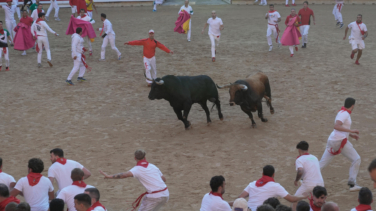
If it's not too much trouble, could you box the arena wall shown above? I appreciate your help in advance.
[0,0,154,7]
[230,0,376,4]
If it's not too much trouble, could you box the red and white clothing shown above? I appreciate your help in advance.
[2,5,17,39]
[99,19,121,60]
[14,175,54,211]
[207,17,223,58]
[319,108,361,185]
[77,14,95,51]
[266,10,281,46]
[128,38,171,83]
[294,154,324,197]
[347,21,367,50]
[244,179,289,211]
[57,182,94,211]
[332,0,343,23]
[70,0,77,13]
[0,196,20,211]
[67,33,86,80]
[178,5,193,40]
[91,201,107,211]
[46,0,60,19]
[48,159,84,194]
[0,171,16,190]
[286,0,295,5]
[12,0,20,20]
[31,19,55,64]
[350,205,373,211]
[31,9,44,22]
[200,192,231,211]
[298,8,314,44]
[129,160,169,210]
[0,29,11,68]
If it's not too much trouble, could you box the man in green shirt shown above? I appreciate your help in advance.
[29,0,39,15]
[0,21,12,71]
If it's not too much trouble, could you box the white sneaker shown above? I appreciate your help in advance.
[269,46,273,51]
[21,51,26,56]
[55,18,61,21]
[349,185,362,192]
[188,40,190,42]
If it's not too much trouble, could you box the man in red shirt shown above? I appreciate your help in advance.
[125,30,173,87]
[298,1,315,48]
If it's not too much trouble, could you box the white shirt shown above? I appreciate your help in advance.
[0,172,16,189]
[48,159,84,193]
[207,17,223,36]
[31,20,55,37]
[57,184,94,211]
[348,21,367,41]
[328,110,352,140]
[178,5,193,15]
[71,33,84,57]
[351,208,372,211]
[200,193,232,211]
[2,5,16,21]
[31,9,44,22]
[244,181,289,211]
[14,176,54,211]
[98,19,115,36]
[77,14,95,24]
[267,11,281,25]
[129,163,169,198]
[295,154,324,185]
[93,206,106,211]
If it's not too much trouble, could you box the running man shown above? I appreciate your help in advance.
[202,10,223,62]
[45,0,60,22]
[0,21,12,71]
[298,1,315,48]
[292,141,324,211]
[265,4,281,51]
[97,13,121,61]
[31,12,58,68]
[319,98,362,192]
[125,30,173,86]
[333,0,344,28]
[343,14,368,65]
[178,0,193,42]
[0,0,22,40]
[77,9,95,55]
[200,176,231,211]
[100,149,169,211]
[30,3,43,22]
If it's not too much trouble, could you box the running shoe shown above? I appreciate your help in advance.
[66,80,74,85]
[47,60,53,67]
[290,54,294,57]
[292,3,296,6]
[285,4,290,7]
[118,54,122,60]
[77,77,87,82]
[45,17,49,21]
[340,23,344,29]
[269,46,273,51]
[355,60,360,65]
[21,51,26,55]
[336,22,340,26]
[153,9,156,12]
[349,185,362,192]
[212,57,215,62]
[5,67,9,71]
[55,17,61,21]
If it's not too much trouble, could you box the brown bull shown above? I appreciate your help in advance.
[217,72,274,128]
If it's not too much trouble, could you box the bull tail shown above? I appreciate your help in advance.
[264,78,272,108]
[209,98,216,111]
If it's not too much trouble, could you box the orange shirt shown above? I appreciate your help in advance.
[298,8,314,25]
[128,38,171,59]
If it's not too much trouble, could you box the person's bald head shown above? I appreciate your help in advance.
[184,0,189,6]
[321,202,339,211]
[211,10,216,19]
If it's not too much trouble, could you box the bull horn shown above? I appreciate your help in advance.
[216,84,231,89]
[155,79,164,85]
[239,85,248,90]
[144,73,154,82]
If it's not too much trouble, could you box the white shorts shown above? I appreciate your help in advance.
[300,25,310,36]
[350,39,365,50]
[71,5,77,13]
[295,182,324,197]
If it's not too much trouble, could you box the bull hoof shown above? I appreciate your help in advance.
[207,122,211,126]
[185,121,192,130]
[220,117,223,121]
[252,124,257,128]
[270,108,275,114]
[261,118,268,122]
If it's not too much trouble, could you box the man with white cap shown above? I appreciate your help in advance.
[178,0,193,42]
[97,13,121,61]
[125,30,173,87]
[202,10,223,62]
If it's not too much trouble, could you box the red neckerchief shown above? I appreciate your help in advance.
[136,159,149,168]
[0,196,20,210]
[27,172,43,186]
[56,158,67,165]
[356,22,365,35]
[91,201,106,210]
[72,180,87,188]
[309,194,321,211]
[296,153,310,159]
[339,106,352,114]
[81,48,92,72]
[0,169,2,173]
[209,191,223,199]
[36,18,43,23]
[355,204,372,211]
[0,29,4,35]
[86,207,94,211]
[268,10,277,13]
[100,22,104,36]
[80,14,87,18]
[255,175,275,187]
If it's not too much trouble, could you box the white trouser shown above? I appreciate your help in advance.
[0,48,10,67]
[101,33,120,59]
[15,7,20,19]
[187,20,191,40]
[144,56,157,83]
[139,196,168,211]
[266,24,280,46]
[319,139,361,184]
[87,11,92,18]
[6,19,17,39]
[294,182,324,197]
[86,37,92,51]
[333,3,343,23]
[67,54,86,80]
[209,34,220,58]
[71,5,77,14]
[289,46,296,54]
[300,25,310,44]
[260,0,267,4]
[286,0,294,4]
[46,0,60,18]
[37,36,51,63]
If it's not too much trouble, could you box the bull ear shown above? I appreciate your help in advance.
[155,79,164,85]
[239,85,248,91]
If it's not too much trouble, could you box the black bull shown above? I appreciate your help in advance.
[148,75,223,129]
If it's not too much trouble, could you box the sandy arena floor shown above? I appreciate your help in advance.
[1,3,376,211]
